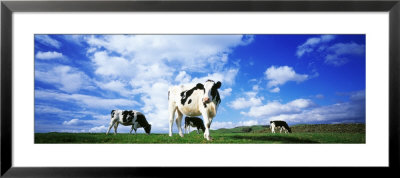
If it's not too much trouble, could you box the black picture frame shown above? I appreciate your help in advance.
[1,0,399,177]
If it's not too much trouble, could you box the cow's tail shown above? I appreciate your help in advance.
[168,91,170,101]
[111,110,115,119]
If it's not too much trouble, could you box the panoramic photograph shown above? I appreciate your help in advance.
[34,34,365,143]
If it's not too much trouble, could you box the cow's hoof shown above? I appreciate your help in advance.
[179,133,184,137]
[206,136,213,141]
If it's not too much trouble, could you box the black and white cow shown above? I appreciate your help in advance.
[270,120,292,133]
[184,116,206,134]
[168,79,221,140]
[106,110,151,135]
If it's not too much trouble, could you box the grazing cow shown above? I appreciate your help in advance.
[184,116,206,134]
[168,79,222,140]
[106,110,151,135]
[270,120,292,133]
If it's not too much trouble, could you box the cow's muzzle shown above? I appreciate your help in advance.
[203,97,211,103]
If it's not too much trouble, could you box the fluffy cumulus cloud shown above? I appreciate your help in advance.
[229,91,264,109]
[86,35,252,71]
[264,66,308,92]
[80,35,253,132]
[241,99,314,118]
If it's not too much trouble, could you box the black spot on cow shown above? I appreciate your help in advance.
[188,99,192,104]
[122,110,133,123]
[111,110,116,118]
[136,112,151,134]
[210,81,221,104]
[180,83,205,105]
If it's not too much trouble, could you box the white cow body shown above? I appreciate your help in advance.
[168,80,221,140]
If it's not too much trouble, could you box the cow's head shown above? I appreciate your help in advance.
[144,124,151,135]
[202,80,221,104]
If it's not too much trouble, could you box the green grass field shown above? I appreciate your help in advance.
[35,123,365,144]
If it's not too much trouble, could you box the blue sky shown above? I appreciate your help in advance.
[34,34,365,133]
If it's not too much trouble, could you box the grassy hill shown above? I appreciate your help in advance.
[35,123,365,144]
[221,123,366,134]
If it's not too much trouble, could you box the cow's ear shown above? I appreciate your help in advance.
[196,83,204,89]
[215,81,221,89]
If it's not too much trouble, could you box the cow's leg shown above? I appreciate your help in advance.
[106,119,117,135]
[270,123,275,133]
[202,114,212,141]
[168,105,177,137]
[176,110,184,137]
[113,122,119,135]
[129,125,134,134]
[133,122,139,135]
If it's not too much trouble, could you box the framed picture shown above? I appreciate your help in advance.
[1,0,399,177]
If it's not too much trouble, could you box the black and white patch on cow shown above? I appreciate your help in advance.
[184,116,205,134]
[168,79,222,140]
[106,110,151,135]
[270,120,292,133]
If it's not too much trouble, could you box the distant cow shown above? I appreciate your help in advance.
[168,80,222,140]
[106,110,151,135]
[184,116,206,134]
[270,120,291,133]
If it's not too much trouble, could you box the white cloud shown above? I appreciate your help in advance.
[211,120,260,130]
[35,65,93,93]
[264,66,308,91]
[219,88,232,99]
[35,35,61,48]
[35,51,63,60]
[63,119,81,126]
[175,71,192,84]
[63,35,86,46]
[325,42,365,66]
[35,90,139,109]
[268,100,364,123]
[296,35,335,57]
[190,68,239,86]
[241,99,314,118]
[229,91,264,110]
[86,35,252,71]
[89,125,108,133]
[96,80,132,96]
[241,90,365,124]
[296,35,365,66]
[269,87,280,93]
